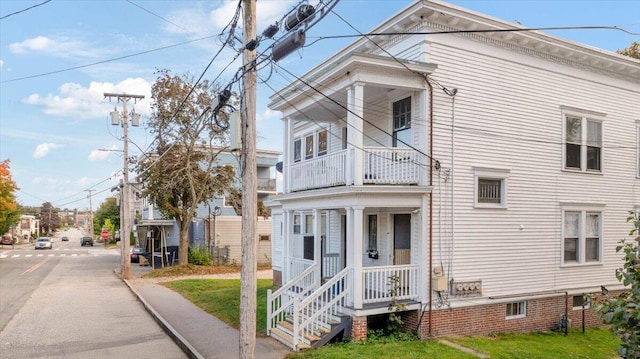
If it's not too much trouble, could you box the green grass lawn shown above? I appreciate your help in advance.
[447,328,620,359]
[164,278,620,358]
[163,278,274,336]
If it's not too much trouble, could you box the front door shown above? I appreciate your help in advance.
[393,214,411,265]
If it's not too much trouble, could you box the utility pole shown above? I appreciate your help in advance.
[85,189,94,239]
[240,0,257,357]
[104,92,144,280]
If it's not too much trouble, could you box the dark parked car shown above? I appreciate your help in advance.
[61,236,69,241]
[130,247,148,263]
[81,236,94,246]
[1,235,14,248]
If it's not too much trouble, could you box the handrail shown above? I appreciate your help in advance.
[292,267,351,350]
[267,263,319,336]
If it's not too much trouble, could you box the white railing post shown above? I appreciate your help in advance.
[266,289,273,334]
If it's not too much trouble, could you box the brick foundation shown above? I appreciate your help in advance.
[351,316,368,342]
[272,269,282,287]
[398,292,613,339]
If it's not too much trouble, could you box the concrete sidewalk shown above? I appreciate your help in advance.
[122,266,291,359]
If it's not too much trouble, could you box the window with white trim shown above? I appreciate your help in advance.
[305,135,314,160]
[293,139,301,163]
[474,167,510,208]
[562,206,603,265]
[293,214,300,234]
[506,301,526,319]
[392,97,411,148]
[317,130,327,156]
[304,214,313,234]
[562,108,604,172]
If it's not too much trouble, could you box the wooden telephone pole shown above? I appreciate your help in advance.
[240,0,257,357]
[104,92,144,280]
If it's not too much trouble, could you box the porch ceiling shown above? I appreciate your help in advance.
[268,185,431,211]
[271,52,437,121]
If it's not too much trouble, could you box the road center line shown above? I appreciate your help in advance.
[22,257,51,275]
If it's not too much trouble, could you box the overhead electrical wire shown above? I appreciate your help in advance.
[0,0,52,20]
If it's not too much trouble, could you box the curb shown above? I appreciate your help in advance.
[119,271,204,359]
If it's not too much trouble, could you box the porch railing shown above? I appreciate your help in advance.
[363,147,421,184]
[293,267,351,350]
[267,263,319,336]
[362,264,420,304]
[289,147,421,192]
[322,253,341,279]
[290,150,347,191]
[290,257,314,280]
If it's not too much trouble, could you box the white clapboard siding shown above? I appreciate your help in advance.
[214,216,273,265]
[425,32,639,296]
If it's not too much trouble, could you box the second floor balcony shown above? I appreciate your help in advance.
[288,147,425,192]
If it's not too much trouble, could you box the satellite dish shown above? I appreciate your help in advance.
[276,161,283,173]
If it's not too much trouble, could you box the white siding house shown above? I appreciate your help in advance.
[265,0,640,350]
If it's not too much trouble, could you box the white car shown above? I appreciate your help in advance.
[35,237,53,250]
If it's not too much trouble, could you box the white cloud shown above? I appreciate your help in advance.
[257,108,280,121]
[0,59,3,68]
[88,144,119,161]
[8,35,112,60]
[22,78,152,120]
[33,143,64,158]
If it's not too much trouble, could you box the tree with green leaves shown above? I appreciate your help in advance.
[0,159,20,236]
[93,197,120,237]
[596,211,640,358]
[617,41,640,60]
[138,69,236,265]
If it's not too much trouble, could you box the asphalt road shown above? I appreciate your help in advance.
[0,228,187,359]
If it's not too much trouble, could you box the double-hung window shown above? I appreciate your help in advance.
[562,204,603,265]
[392,97,411,148]
[562,107,605,172]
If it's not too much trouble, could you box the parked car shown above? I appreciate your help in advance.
[1,235,15,248]
[35,237,53,250]
[61,236,69,241]
[130,247,149,263]
[80,236,94,246]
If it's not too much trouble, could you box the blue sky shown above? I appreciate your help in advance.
[1,0,638,211]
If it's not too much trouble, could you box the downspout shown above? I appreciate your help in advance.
[427,77,434,337]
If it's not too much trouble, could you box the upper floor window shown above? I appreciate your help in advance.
[393,97,411,148]
[293,139,301,163]
[317,130,327,156]
[562,108,605,172]
[305,135,314,160]
[562,205,603,265]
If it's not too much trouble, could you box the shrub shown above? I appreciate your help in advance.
[188,246,212,265]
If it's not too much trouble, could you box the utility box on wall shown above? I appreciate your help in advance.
[432,276,448,292]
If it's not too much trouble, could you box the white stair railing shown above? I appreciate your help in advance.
[267,263,319,336]
[292,267,352,350]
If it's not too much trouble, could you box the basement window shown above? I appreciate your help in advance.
[506,301,527,319]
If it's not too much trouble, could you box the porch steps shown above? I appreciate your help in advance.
[272,313,351,350]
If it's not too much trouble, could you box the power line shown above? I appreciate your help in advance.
[0,0,52,20]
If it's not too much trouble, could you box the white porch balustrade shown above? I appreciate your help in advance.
[362,264,420,304]
[289,147,422,192]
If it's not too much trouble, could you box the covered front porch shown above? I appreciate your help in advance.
[266,187,431,350]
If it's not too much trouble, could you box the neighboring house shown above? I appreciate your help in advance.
[136,146,280,265]
[265,0,640,350]
[18,215,39,242]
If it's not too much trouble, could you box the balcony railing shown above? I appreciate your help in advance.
[258,178,277,191]
[289,147,422,192]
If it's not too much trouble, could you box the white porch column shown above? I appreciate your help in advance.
[345,207,354,306]
[352,206,364,309]
[284,117,294,193]
[313,209,321,285]
[347,83,365,186]
[283,210,293,282]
